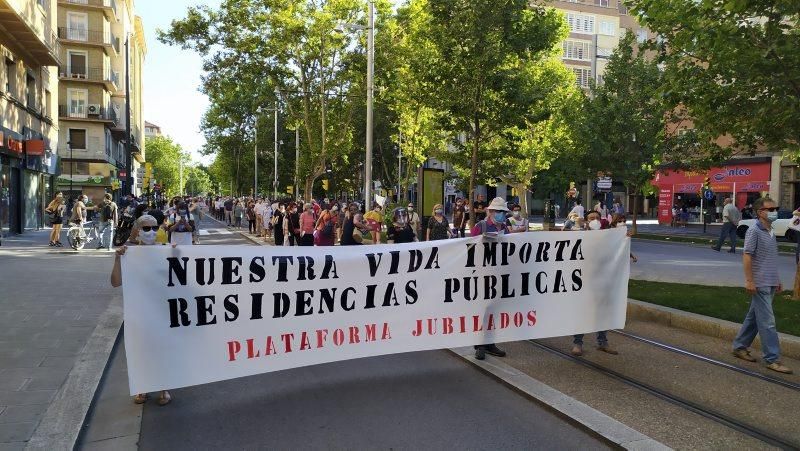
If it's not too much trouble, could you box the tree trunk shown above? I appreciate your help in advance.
[631,189,639,235]
[468,115,480,228]
[515,183,529,218]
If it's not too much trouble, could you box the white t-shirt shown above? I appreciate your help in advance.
[570,205,585,218]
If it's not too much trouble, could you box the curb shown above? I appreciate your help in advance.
[632,237,797,255]
[25,296,124,451]
[448,347,672,451]
[627,299,800,359]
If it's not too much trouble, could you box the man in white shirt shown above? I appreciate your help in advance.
[569,200,585,219]
[713,197,740,253]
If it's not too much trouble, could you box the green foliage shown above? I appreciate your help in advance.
[185,166,213,196]
[145,135,189,197]
[627,0,800,161]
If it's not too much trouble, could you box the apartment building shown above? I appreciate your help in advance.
[56,0,145,201]
[144,119,160,138]
[551,0,649,89]
[0,0,61,234]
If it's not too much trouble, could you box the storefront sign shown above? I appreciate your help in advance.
[7,138,23,154]
[24,140,45,156]
[654,161,771,185]
[674,183,702,193]
[738,182,769,192]
[658,188,673,224]
[121,231,631,394]
[57,175,109,186]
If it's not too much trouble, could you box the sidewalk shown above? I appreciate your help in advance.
[0,228,121,450]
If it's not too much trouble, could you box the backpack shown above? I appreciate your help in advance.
[102,203,114,222]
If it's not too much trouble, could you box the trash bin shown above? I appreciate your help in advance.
[543,199,556,231]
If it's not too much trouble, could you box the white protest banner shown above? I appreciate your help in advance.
[122,228,630,394]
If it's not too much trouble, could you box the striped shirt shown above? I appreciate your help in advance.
[743,221,779,288]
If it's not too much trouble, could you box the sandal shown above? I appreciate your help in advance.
[158,391,172,406]
[133,393,148,404]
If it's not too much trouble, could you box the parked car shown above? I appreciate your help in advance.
[737,218,798,242]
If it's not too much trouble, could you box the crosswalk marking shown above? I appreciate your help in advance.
[199,228,234,236]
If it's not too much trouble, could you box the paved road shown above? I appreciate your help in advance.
[78,214,608,450]
[630,239,797,287]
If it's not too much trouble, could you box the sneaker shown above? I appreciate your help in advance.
[571,344,583,356]
[711,246,720,252]
[733,349,757,362]
[485,344,506,357]
[475,347,486,360]
[48,241,55,246]
[766,362,793,374]
[597,345,619,355]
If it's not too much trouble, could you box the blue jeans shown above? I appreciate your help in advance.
[715,222,737,251]
[97,220,114,250]
[733,287,780,363]
[574,331,608,346]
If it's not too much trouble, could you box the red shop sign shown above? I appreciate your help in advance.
[25,140,45,156]
[653,161,771,185]
[7,138,23,153]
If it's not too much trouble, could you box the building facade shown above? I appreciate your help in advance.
[0,0,61,235]
[143,119,159,138]
[56,0,145,203]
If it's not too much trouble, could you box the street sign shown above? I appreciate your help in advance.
[118,170,127,179]
[597,177,613,190]
[703,189,714,201]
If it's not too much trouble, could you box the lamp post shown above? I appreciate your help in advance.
[67,141,73,197]
[274,90,279,200]
[254,106,262,197]
[335,1,374,205]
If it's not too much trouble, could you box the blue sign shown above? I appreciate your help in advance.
[703,189,714,201]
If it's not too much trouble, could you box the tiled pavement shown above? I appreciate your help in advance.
[0,229,119,449]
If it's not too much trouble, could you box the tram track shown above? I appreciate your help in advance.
[528,339,800,450]
[610,330,800,392]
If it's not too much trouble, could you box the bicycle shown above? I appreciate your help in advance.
[66,220,100,250]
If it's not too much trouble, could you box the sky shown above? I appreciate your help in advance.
[139,0,221,166]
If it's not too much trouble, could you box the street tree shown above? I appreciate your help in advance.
[627,0,800,161]
[420,0,566,223]
[583,32,665,233]
[144,135,189,197]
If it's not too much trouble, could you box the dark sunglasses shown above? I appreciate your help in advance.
[140,226,157,232]
[758,207,779,212]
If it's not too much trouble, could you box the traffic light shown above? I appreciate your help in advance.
[322,180,329,191]
[287,186,294,195]
[703,177,710,190]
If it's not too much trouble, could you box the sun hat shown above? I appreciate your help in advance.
[487,197,509,212]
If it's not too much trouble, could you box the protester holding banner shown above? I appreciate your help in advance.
[469,197,510,360]
[572,210,619,357]
[506,204,529,233]
[110,214,172,406]
[387,207,417,244]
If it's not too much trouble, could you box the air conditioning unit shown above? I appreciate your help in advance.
[87,104,101,116]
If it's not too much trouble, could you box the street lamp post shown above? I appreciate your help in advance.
[254,106,262,197]
[67,141,73,198]
[274,94,279,200]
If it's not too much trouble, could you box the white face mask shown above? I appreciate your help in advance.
[588,219,602,230]
[512,211,521,218]
[616,222,627,229]
[139,230,157,245]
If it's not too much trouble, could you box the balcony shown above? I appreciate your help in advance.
[59,104,118,127]
[0,0,61,66]
[58,0,117,22]
[59,67,119,91]
[57,27,119,54]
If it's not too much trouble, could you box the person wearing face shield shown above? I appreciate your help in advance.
[469,197,509,360]
[110,215,173,406]
[571,211,618,357]
[732,197,792,374]
[387,207,417,244]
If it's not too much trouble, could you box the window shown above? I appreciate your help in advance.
[599,22,616,36]
[67,89,88,118]
[66,12,88,41]
[563,41,590,60]
[566,13,595,34]
[5,58,16,96]
[67,51,87,78]
[619,3,629,14]
[594,0,609,6]
[69,129,87,150]
[637,29,648,43]
[572,67,592,88]
[26,72,36,109]
[44,90,51,117]
[597,47,613,58]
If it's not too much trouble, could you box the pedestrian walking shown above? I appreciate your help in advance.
[469,197,509,360]
[189,197,203,244]
[712,197,740,253]
[427,204,452,241]
[572,210,619,357]
[732,198,792,374]
[96,193,117,250]
[110,215,172,406]
[46,193,66,247]
[234,200,244,229]
[247,201,257,234]
[224,197,234,225]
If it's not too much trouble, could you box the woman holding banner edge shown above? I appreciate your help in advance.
[110,214,173,406]
[469,197,510,361]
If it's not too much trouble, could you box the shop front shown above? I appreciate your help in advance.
[653,158,772,225]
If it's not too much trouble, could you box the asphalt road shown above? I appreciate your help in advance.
[630,239,797,287]
[88,214,605,450]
